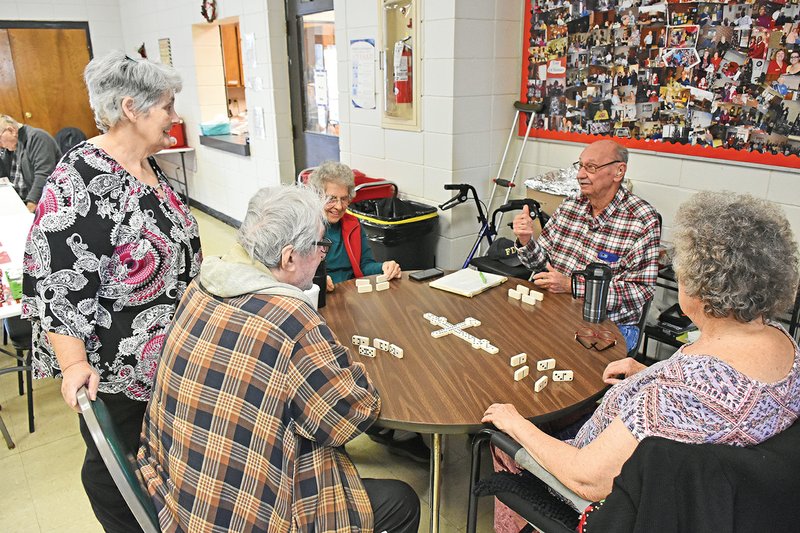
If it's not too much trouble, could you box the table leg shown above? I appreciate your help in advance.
[429,432,442,533]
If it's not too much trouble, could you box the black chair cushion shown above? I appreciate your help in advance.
[4,317,32,350]
[474,470,579,532]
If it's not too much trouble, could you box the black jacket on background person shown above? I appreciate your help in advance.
[582,420,800,532]
[6,125,62,205]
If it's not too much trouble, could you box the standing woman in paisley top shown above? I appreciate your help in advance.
[21,51,201,532]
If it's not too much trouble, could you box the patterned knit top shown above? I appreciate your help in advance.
[571,323,800,448]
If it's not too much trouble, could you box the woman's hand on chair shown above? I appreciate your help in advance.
[61,361,100,412]
[482,403,527,436]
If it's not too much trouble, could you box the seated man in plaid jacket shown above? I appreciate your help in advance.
[513,140,661,352]
[138,185,419,532]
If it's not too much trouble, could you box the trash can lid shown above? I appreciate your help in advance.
[348,210,438,226]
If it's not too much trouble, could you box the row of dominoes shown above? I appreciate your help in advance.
[508,284,544,306]
[355,275,390,293]
[509,354,558,372]
[352,334,404,358]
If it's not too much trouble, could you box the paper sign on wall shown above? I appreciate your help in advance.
[350,39,376,110]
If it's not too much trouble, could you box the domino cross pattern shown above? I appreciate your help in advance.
[422,313,498,354]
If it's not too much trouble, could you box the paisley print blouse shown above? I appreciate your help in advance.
[21,142,202,401]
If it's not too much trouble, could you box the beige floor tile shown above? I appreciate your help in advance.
[21,434,100,531]
[0,453,40,532]
[194,209,238,257]
[5,379,80,453]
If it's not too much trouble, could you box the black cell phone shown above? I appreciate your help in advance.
[409,267,444,281]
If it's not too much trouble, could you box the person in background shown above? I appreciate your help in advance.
[0,114,61,212]
[308,161,401,292]
[489,191,800,533]
[512,139,660,352]
[22,50,200,532]
[138,185,419,532]
[786,50,800,75]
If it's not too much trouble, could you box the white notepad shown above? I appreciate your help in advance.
[428,268,507,298]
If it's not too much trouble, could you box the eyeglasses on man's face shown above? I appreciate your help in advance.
[574,328,617,351]
[572,160,623,174]
[315,238,333,255]
[325,195,351,207]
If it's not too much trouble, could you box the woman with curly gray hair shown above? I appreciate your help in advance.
[308,161,401,292]
[22,50,201,532]
[485,191,800,532]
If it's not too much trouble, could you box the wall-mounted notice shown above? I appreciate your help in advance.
[158,38,172,66]
[350,39,376,109]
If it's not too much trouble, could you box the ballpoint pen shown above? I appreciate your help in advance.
[478,270,487,283]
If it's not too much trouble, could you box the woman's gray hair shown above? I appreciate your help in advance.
[307,161,355,198]
[84,50,182,132]
[237,185,326,268]
[672,191,800,322]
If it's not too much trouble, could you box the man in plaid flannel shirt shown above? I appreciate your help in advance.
[138,186,419,532]
[513,140,660,351]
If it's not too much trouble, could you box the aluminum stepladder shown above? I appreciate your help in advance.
[481,100,544,255]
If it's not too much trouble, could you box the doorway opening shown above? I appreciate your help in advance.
[286,0,340,174]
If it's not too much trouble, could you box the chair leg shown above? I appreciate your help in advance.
[16,353,24,396]
[0,413,14,449]
[26,356,34,433]
[636,333,650,364]
[466,430,494,533]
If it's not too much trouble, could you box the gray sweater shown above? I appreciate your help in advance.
[9,125,62,204]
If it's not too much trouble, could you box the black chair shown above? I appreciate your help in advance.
[1,317,34,436]
[76,387,161,533]
[55,127,87,154]
[628,299,652,359]
[467,420,800,533]
[789,288,800,342]
[469,199,549,279]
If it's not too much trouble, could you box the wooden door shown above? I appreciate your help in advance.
[0,30,23,120]
[1,26,98,137]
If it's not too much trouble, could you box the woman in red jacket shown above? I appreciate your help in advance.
[308,161,402,291]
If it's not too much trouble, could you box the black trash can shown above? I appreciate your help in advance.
[348,196,439,270]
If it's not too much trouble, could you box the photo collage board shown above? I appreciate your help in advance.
[521,0,800,166]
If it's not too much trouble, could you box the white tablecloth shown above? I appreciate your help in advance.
[0,185,33,319]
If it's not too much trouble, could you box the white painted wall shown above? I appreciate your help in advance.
[116,0,295,221]
[0,0,126,56]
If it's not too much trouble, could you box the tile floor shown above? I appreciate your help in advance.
[0,209,495,533]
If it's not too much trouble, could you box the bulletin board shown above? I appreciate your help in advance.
[520,0,800,168]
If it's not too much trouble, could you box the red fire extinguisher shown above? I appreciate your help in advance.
[393,38,412,104]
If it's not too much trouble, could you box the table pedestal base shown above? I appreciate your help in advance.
[428,433,442,532]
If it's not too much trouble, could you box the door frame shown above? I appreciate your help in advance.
[285,0,339,177]
[0,20,93,58]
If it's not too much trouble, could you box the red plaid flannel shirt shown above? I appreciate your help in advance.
[518,187,660,325]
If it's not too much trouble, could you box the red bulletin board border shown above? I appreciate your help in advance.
[518,0,800,170]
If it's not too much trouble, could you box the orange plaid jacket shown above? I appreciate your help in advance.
[138,281,380,532]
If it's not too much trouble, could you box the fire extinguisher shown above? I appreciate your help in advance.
[393,38,412,104]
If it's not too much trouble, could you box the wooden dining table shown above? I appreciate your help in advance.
[321,271,626,533]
